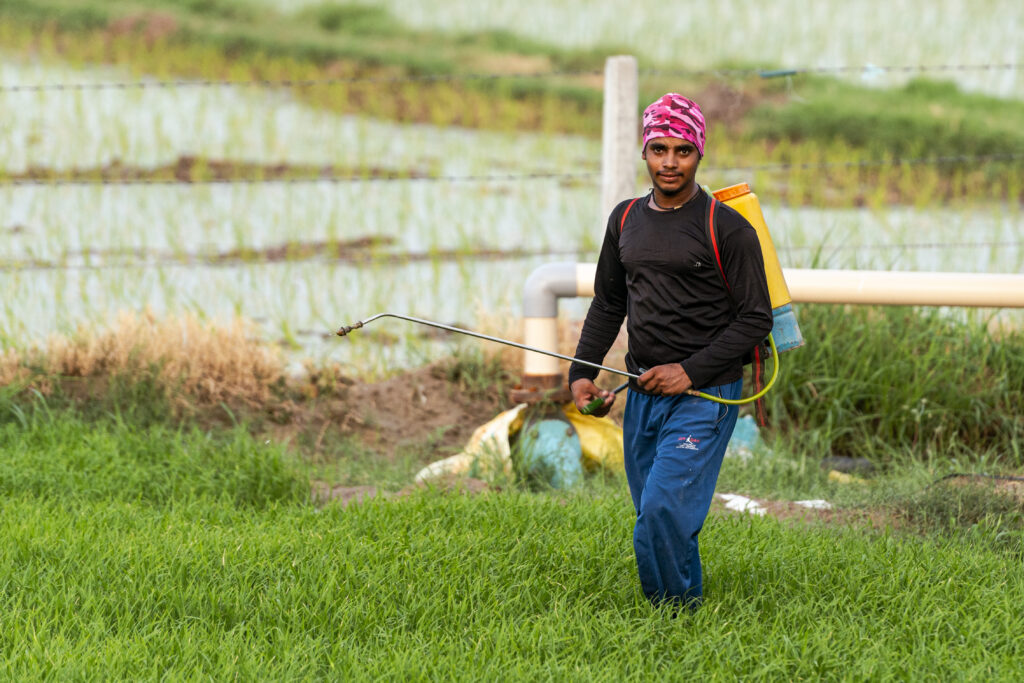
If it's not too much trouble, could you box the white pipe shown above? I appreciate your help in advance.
[522,262,594,377]
[521,264,1024,385]
[784,269,1024,307]
[572,264,1024,307]
[522,317,561,377]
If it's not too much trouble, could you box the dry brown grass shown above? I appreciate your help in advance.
[0,348,28,388]
[0,311,286,409]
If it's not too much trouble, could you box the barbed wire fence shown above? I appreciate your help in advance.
[1,154,1022,187]
[1,59,1021,263]
[0,61,1019,92]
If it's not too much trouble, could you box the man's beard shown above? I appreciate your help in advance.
[653,177,686,196]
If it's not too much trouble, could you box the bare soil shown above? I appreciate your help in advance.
[265,362,510,464]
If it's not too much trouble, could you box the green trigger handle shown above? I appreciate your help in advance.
[580,382,630,415]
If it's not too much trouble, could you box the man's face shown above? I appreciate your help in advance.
[642,136,701,198]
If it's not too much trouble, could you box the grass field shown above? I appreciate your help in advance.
[1,405,1022,679]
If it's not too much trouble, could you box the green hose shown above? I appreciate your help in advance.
[689,333,779,405]
[580,333,779,414]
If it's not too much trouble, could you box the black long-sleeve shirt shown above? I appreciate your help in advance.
[568,189,773,393]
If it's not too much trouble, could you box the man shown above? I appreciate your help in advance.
[569,93,773,609]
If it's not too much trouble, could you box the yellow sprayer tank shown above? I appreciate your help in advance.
[712,183,804,353]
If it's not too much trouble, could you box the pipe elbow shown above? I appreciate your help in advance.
[522,262,582,318]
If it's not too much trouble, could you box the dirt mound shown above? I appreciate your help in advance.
[265,361,511,464]
[341,363,505,455]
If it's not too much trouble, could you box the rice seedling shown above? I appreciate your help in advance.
[0,59,600,175]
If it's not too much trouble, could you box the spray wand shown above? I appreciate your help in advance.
[337,313,778,414]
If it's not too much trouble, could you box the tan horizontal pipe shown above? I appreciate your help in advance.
[520,265,1024,389]
[574,264,1024,308]
[784,269,1024,307]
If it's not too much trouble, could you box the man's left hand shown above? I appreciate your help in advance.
[638,364,693,395]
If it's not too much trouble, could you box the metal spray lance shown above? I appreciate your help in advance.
[337,313,778,411]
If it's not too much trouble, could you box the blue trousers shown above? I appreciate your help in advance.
[622,380,742,608]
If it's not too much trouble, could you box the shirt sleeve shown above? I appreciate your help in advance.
[680,211,774,389]
[568,204,629,387]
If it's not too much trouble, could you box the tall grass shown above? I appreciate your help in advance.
[0,311,286,419]
[2,302,1020,473]
[768,304,1024,465]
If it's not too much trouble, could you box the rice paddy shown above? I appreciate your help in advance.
[2,55,1021,374]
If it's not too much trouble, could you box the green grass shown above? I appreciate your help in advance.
[747,76,1024,158]
[764,304,1024,465]
[0,399,307,507]
[0,405,1022,678]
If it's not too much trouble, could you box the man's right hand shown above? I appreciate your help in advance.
[570,378,615,417]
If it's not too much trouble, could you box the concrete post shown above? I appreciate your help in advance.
[512,56,638,404]
[600,56,639,221]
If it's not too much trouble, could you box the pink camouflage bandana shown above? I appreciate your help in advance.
[641,93,706,157]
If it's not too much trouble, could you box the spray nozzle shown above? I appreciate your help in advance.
[336,321,364,337]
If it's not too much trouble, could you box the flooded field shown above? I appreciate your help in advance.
[2,59,1022,376]
[0,60,599,174]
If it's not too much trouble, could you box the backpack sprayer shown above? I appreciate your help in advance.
[337,184,802,416]
[715,184,803,356]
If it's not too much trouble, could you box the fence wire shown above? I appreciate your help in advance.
[2,154,1020,187]
[0,62,1019,93]
[0,240,1019,274]
[0,171,597,188]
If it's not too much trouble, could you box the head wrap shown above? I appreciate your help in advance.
[641,93,706,157]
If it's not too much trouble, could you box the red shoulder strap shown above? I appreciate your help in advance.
[707,197,731,292]
[619,197,641,233]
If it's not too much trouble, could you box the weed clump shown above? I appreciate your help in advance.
[771,305,1024,465]
[892,476,1024,554]
[437,347,513,407]
[0,311,285,418]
